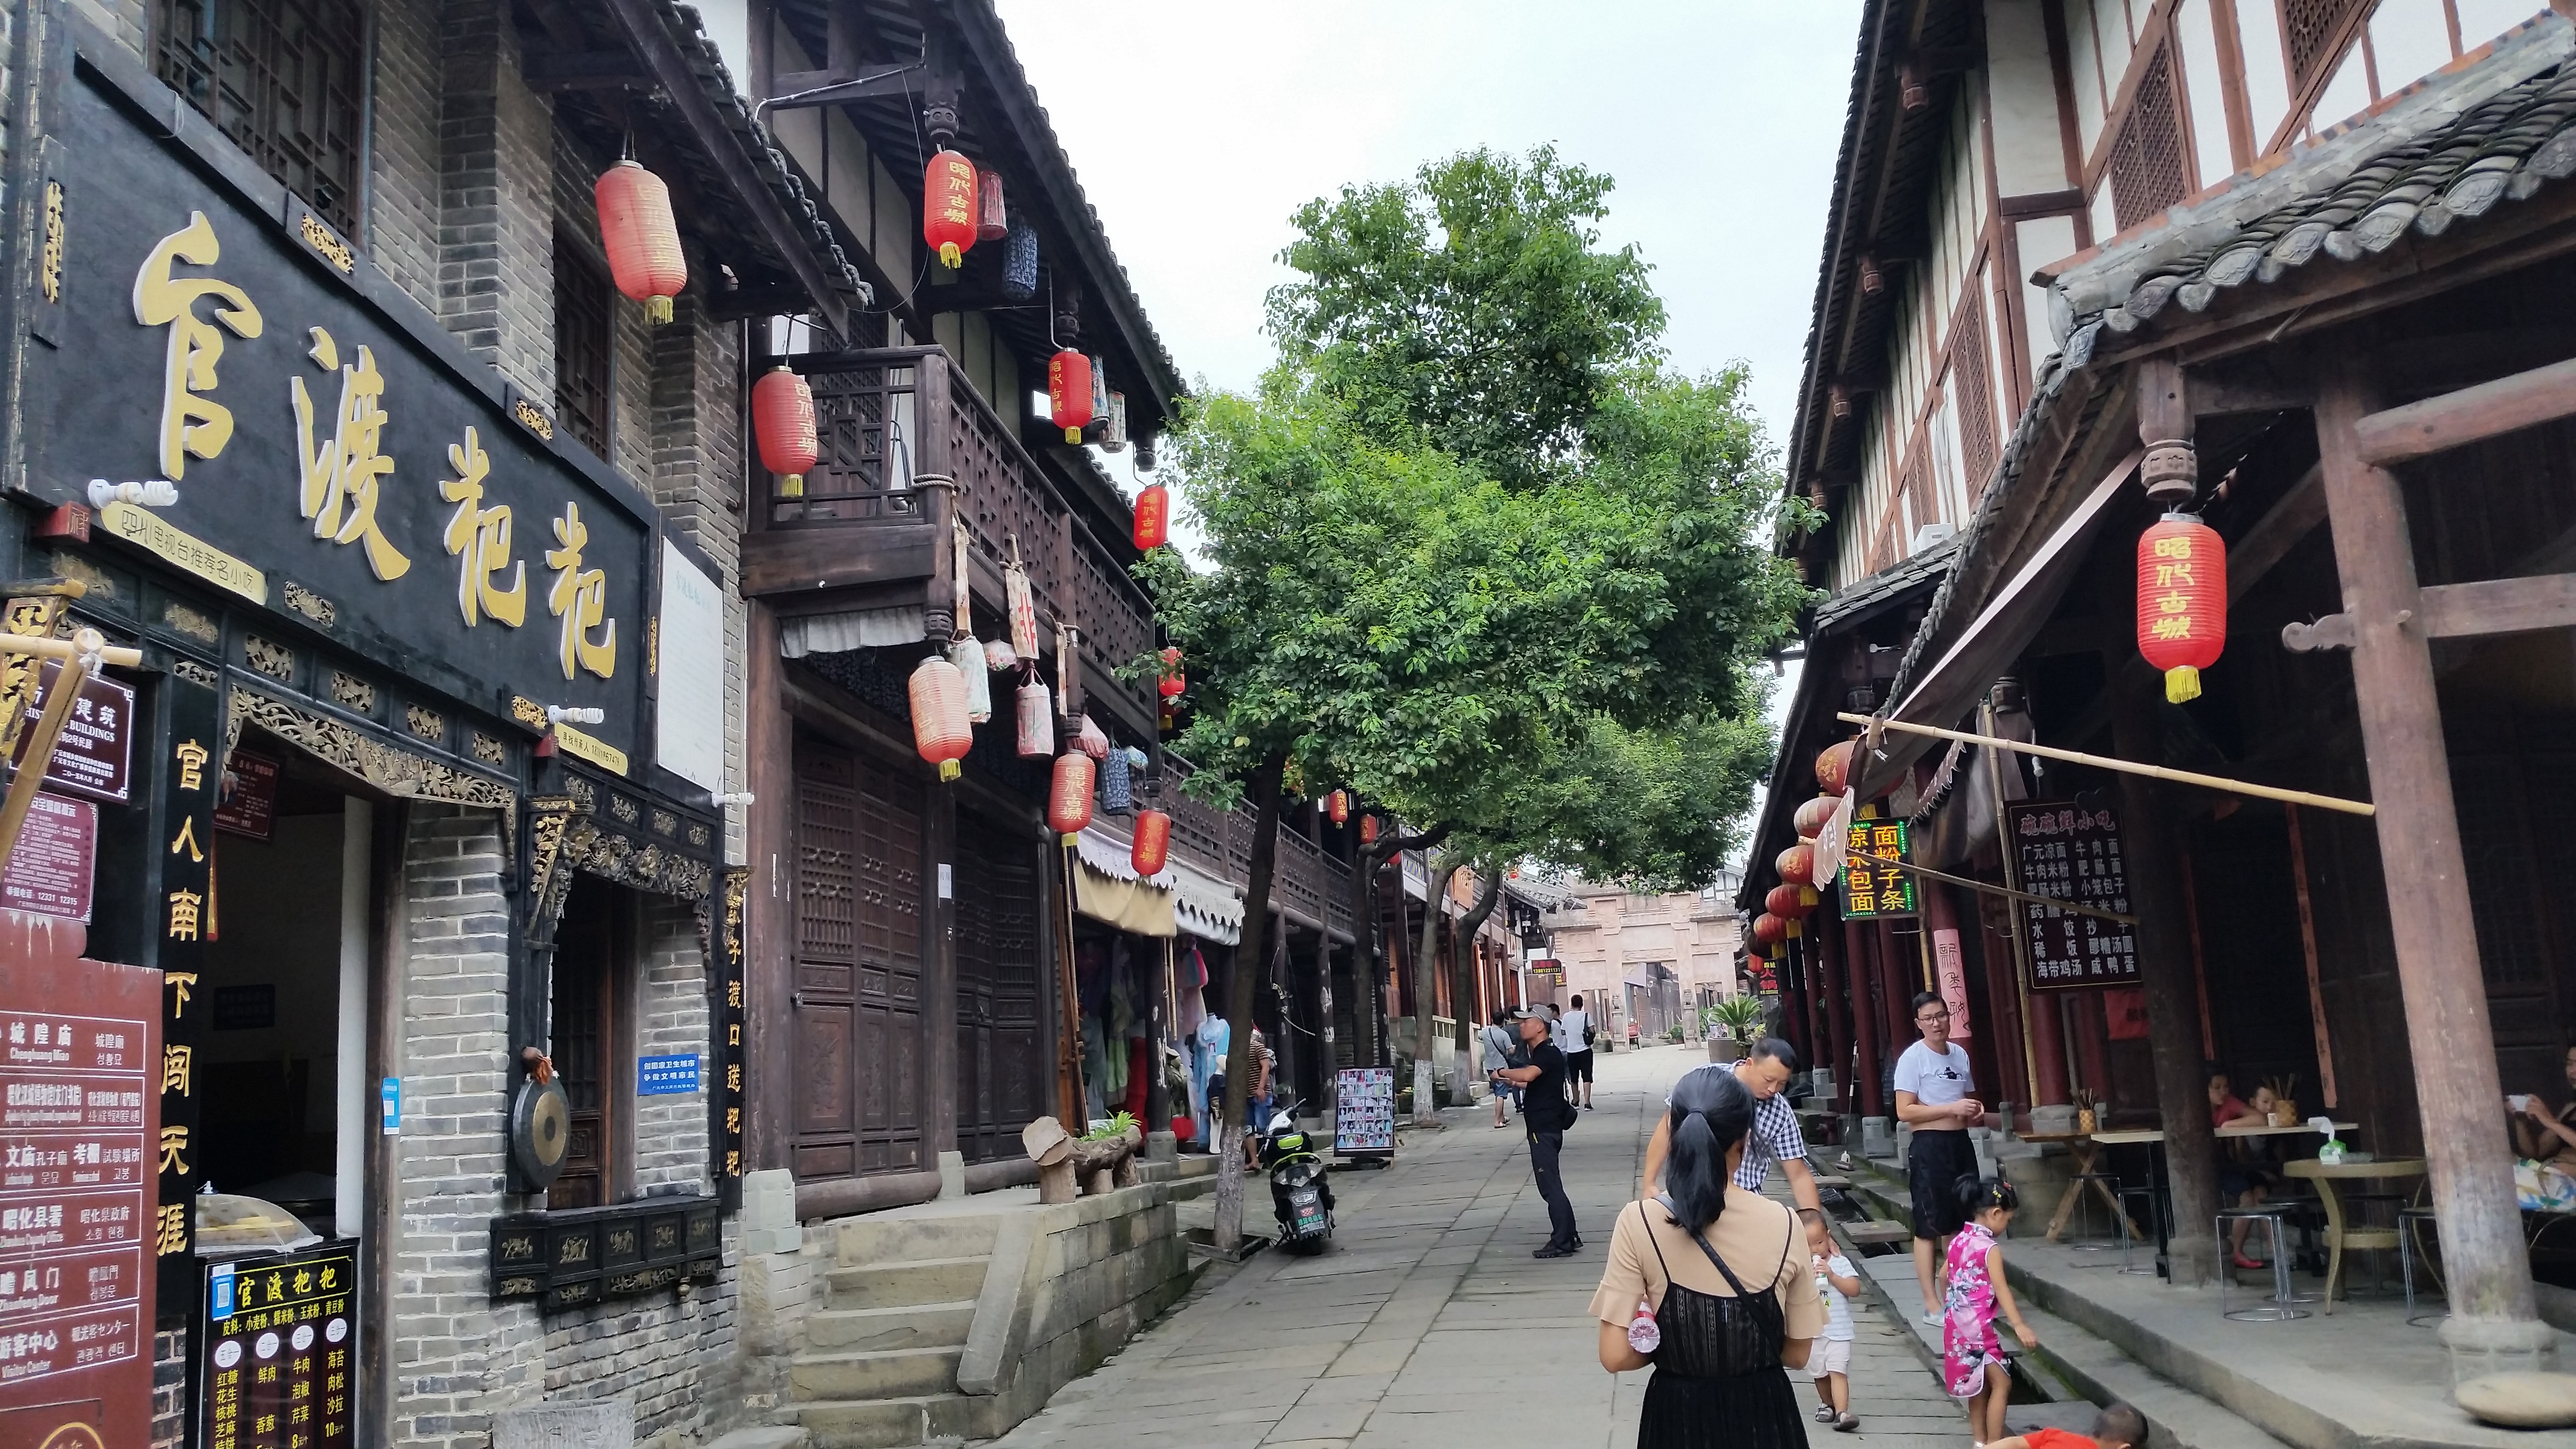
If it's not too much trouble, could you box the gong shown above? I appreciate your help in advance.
[510,1075,571,1188]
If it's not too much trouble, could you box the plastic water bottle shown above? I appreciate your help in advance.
[1627,1297,1660,1353]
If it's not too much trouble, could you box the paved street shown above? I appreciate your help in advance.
[987,1045,1970,1449]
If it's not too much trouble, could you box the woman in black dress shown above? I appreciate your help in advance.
[1592,1067,1823,1449]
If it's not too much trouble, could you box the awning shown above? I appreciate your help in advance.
[1071,825,1177,937]
[779,605,923,658]
[1854,450,2141,799]
[1168,857,1244,945]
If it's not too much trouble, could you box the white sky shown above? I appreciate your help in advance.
[992,0,1866,483]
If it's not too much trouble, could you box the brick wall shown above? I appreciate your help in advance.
[150,1326,186,1448]
[436,0,553,396]
[648,295,749,865]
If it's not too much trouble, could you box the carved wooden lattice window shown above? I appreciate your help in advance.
[153,0,364,231]
[1949,291,1998,499]
[554,237,614,459]
[1901,448,1935,541]
[2107,42,2190,233]
[2284,0,2370,89]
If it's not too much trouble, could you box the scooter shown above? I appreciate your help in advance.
[1258,1101,1334,1253]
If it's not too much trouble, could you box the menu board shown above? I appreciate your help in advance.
[2009,802,2140,990]
[0,956,159,1449]
[203,1242,359,1449]
[1334,1067,1395,1157]
[1839,817,1918,919]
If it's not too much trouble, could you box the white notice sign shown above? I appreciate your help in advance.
[656,540,727,794]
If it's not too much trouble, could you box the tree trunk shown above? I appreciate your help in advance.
[1213,754,1286,1252]
[1412,861,1457,1125]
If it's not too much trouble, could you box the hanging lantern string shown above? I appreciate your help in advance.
[1833,712,2373,817]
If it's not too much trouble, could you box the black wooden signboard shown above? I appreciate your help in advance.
[201,1241,358,1449]
[715,868,748,1197]
[488,1196,721,1310]
[2008,802,2141,991]
[28,43,654,763]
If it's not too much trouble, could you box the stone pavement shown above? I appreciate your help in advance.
[981,1044,1973,1449]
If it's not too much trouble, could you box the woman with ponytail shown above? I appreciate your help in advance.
[1592,1067,1822,1449]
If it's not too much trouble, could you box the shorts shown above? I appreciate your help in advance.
[1567,1050,1594,1084]
[1810,1337,1853,1377]
[1908,1127,1978,1239]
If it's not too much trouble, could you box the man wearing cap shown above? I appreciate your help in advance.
[1496,1008,1580,1257]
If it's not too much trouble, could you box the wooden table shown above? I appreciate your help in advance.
[2034,1122,2359,1253]
[2282,1157,2426,1313]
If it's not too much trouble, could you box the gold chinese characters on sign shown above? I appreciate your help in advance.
[439,427,528,627]
[1839,816,1917,919]
[134,212,264,481]
[293,328,410,581]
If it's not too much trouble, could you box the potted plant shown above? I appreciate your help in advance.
[1706,996,1763,1063]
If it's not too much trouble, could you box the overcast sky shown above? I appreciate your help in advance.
[992,0,1866,467]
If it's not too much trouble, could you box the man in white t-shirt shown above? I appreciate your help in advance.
[1559,995,1595,1110]
[1894,991,1982,1323]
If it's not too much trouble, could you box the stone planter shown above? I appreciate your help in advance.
[1706,1038,1747,1063]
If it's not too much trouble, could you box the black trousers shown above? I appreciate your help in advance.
[1529,1127,1578,1247]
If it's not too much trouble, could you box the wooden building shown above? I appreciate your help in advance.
[1752,0,2576,1382]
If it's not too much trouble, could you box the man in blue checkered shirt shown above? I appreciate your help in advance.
[1639,1038,1831,1254]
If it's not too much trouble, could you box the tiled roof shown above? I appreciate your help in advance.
[1811,530,1962,632]
[2042,16,2576,370]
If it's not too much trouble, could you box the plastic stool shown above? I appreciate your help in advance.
[2218,1207,2308,1321]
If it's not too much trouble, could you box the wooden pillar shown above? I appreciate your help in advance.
[2070,991,2111,1102]
[923,745,960,1175]
[1874,920,1911,1056]
[2316,367,2551,1372]
[1843,914,1884,1116]
[2027,976,2070,1107]
[1816,914,1854,1111]
[1781,937,1813,1064]
[1976,902,2029,1118]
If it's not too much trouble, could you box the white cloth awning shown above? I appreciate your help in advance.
[1170,857,1244,945]
[779,605,924,658]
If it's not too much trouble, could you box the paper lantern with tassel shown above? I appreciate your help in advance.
[1359,815,1379,845]
[1015,680,1054,758]
[947,637,992,724]
[1102,746,1132,814]
[923,150,978,269]
[1090,357,1111,440]
[1158,646,1185,700]
[1048,753,1095,842]
[1132,809,1172,876]
[1764,885,1810,937]
[1776,840,1819,907]
[976,168,1009,242]
[595,160,687,324]
[1752,913,1787,950]
[1793,795,1837,840]
[2137,513,2227,705]
[1816,739,1857,796]
[1002,223,1040,300]
[752,366,817,499]
[1048,350,1094,444]
[1132,483,1170,551]
[907,656,972,781]
[1327,790,1349,826]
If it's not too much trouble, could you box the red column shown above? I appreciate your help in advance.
[1844,915,1883,1116]
[1977,907,2030,1116]
[2072,991,2113,1103]
[1875,921,1912,1053]
[2028,982,2070,1106]
[1816,914,1853,1111]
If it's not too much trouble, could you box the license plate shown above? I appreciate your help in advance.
[1291,1188,1322,1230]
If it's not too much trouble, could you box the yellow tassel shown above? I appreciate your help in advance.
[940,242,963,269]
[2165,665,2202,704]
[939,759,961,782]
[1065,426,1083,444]
[1787,920,1802,939]
[646,295,673,325]
[780,473,805,499]
[1800,886,1819,907]
[1062,831,1081,846]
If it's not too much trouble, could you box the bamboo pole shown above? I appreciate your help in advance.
[1,633,141,669]
[0,636,97,871]
[1837,712,2375,816]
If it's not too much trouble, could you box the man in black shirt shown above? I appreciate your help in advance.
[1497,1008,1580,1257]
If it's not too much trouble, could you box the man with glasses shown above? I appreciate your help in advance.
[1896,991,1983,1323]
[1638,1037,1832,1256]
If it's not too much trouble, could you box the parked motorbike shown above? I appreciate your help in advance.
[1258,1101,1334,1253]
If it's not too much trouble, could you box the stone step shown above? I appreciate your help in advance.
[2018,1304,2292,1449]
[703,1429,811,1449]
[834,1211,1001,1266]
[823,1256,990,1310]
[789,1345,965,1401]
[792,1392,1012,1449]
[803,1300,977,1352]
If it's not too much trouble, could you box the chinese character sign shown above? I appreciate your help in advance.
[201,1242,357,1449]
[1839,817,1918,919]
[2008,803,2140,991]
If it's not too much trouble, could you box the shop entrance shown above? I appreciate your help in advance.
[547,877,640,1209]
[954,813,1042,1164]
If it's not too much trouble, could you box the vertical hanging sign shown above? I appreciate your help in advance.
[157,672,221,1306]
[713,868,749,1202]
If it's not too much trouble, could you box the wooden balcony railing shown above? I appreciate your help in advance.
[756,345,1156,727]
[1161,756,1354,938]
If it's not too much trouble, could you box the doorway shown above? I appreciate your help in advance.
[547,877,638,1209]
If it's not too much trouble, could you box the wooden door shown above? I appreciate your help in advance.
[955,814,1042,1162]
[791,739,926,1180]
[547,878,626,1210]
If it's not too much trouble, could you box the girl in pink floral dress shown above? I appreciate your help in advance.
[1942,1176,2039,1447]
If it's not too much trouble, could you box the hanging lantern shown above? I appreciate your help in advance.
[1090,357,1111,441]
[1327,790,1349,826]
[1133,484,1170,551]
[1102,746,1133,814]
[1002,224,1040,301]
[907,656,972,781]
[1158,645,1185,699]
[753,366,818,499]
[1793,795,1837,840]
[984,638,1017,673]
[1752,913,1787,949]
[1004,559,1040,661]
[1049,350,1095,443]
[1816,739,1857,796]
[1048,752,1096,841]
[923,149,979,269]
[1104,392,1129,452]
[1076,714,1110,760]
[976,168,1009,242]
[1764,886,1809,937]
[1359,815,1380,845]
[595,160,687,324]
[947,636,992,724]
[2137,512,2227,705]
[1132,809,1172,876]
[1016,680,1055,758]
[1776,840,1819,907]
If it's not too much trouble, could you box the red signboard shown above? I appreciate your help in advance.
[212,751,279,843]
[0,918,159,1449]
[0,792,95,923]
[8,663,134,805]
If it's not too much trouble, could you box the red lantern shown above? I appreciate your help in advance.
[1158,646,1185,699]
[595,161,687,324]
[907,656,972,781]
[1132,809,1172,876]
[923,149,979,270]
[1133,483,1170,551]
[1764,886,1809,937]
[1049,350,1095,444]
[1752,913,1787,948]
[1327,790,1349,826]
[1816,740,1856,796]
[2137,513,2227,704]
[1776,840,1819,907]
[753,366,817,498]
[976,168,1009,242]
[1793,795,1837,839]
[1049,752,1096,841]
[1359,815,1379,845]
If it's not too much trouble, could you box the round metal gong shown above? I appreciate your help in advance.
[510,1076,570,1188]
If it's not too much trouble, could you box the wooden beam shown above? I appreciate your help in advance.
[2416,574,2576,638]
[2353,355,2576,467]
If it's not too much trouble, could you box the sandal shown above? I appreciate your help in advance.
[1835,1414,1861,1432]
[1815,1405,1836,1423]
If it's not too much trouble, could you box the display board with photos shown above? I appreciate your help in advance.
[1333,1067,1396,1156]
